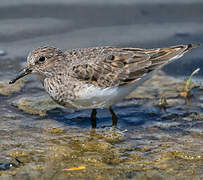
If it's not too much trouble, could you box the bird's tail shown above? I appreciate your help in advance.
[147,43,200,71]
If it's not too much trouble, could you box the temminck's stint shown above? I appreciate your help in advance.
[10,44,199,128]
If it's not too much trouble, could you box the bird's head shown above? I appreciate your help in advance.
[9,46,65,84]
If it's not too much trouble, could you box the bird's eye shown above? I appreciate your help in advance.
[38,56,46,62]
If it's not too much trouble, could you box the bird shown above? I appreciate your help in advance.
[9,44,199,128]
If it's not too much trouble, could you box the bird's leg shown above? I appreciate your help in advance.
[109,106,118,127]
[90,109,97,128]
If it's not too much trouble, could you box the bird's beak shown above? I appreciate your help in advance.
[9,67,32,84]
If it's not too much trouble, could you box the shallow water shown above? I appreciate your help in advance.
[0,69,202,179]
[0,1,203,179]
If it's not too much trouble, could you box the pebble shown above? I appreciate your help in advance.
[0,162,17,171]
[0,50,7,56]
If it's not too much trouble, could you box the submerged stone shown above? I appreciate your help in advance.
[0,50,7,56]
[89,127,126,143]
[0,80,24,95]
[161,151,202,161]
[12,95,63,115]
[45,127,66,134]
[127,71,185,99]
[9,149,34,158]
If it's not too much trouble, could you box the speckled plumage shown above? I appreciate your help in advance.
[10,44,199,127]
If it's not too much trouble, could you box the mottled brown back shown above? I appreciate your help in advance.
[64,44,197,88]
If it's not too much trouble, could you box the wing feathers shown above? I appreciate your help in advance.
[70,44,198,88]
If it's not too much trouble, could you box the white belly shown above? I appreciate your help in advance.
[72,84,132,109]
[68,72,154,109]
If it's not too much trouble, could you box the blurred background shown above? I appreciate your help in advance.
[0,1,202,179]
[0,0,202,77]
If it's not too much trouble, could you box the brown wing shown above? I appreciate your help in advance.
[69,44,198,88]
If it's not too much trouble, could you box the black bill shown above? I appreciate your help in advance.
[9,68,31,84]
